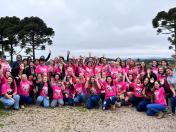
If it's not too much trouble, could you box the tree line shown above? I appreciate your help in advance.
[0,16,55,64]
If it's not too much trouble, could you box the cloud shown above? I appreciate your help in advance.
[0,0,175,59]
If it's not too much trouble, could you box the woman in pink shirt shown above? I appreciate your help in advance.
[115,75,127,106]
[63,80,75,106]
[128,76,144,106]
[85,76,101,109]
[51,79,64,108]
[16,74,33,107]
[74,78,87,105]
[0,76,20,110]
[151,60,159,76]
[146,81,167,118]
[35,57,49,75]
[36,76,52,108]
[103,76,117,111]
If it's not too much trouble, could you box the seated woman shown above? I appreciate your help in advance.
[74,78,87,105]
[85,76,101,109]
[16,74,33,108]
[36,75,52,108]
[146,80,167,118]
[103,76,117,111]
[0,76,20,110]
[51,77,64,108]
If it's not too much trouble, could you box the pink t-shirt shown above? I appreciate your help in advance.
[77,65,86,75]
[40,83,49,96]
[18,80,31,96]
[35,65,48,74]
[110,67,118,79]
[1,83,17,95]
[152,67,158,76]
[64,87,75,98]
[1,62,10,74]
[74,83,85,95]
[115,81,127,95]
[131,83,143,98]
[102,64,110,75]
[52,85,63,99]
[85,66,94,77]
[94,65,102,75]
[154,87,167,105]
[104,83,117,99]
[157,74,166,81]
[66,66,74,76]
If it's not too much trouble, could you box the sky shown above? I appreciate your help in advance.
[0,0,176,59]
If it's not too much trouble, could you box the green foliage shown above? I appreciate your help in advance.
[0,16,55,61]
[152,7,176,52]
[18,16,55,60]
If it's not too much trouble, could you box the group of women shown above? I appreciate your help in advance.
[0,51,176,119]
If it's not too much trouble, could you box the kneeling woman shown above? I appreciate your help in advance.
[51,79,64,108]
[85,76,101,109]
[146,81,167,118]
[103,76,117,111]
[0,76,20,110]
[17,74,33,107]
[36,75,52,108]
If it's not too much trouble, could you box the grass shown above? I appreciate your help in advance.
[0,102,11,128]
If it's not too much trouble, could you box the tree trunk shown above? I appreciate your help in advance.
[10,43,13,65]
[32,35,35,60]
[0,36,4,57]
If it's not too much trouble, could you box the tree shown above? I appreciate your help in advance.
[0,16,20,63]
[0,17,9,57]
[152,7,176,54]
[3,16,20,64]
[18,16,55,60]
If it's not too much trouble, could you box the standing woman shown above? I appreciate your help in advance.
[146,81,167,118]
[103,76,117,111]
[0,76,20,110]
[85,76,101,109]
[151,60,159,76]
[36,75,52,108]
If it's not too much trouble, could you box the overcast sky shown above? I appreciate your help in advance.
[0,0,176,59]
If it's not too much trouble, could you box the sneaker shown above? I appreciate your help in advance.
[111,105,116,111]
[156,112,165,119]
[21,105,25,109]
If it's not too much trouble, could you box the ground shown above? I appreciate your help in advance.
[0,106,176,132]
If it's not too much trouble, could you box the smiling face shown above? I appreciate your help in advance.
[166,68,173,76]
[43,76,48,83]
[143,78,149,85]
[7,77,13,84]
[21,74,27,81]
[106,76,112,84]
[154,81,160,89]
[158,67,164,74]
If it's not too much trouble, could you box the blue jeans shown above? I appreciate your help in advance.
[20,95,33,105]
[170,96,176,114]
[74,93,87,104]
[0,95,20,109]
[103,96,117,110]
[36,96,49,108]
[86,95,100,109]
[136,99,151,112]
[146,104,166,116]
[129,96,143,106]
[64,97,74,106]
